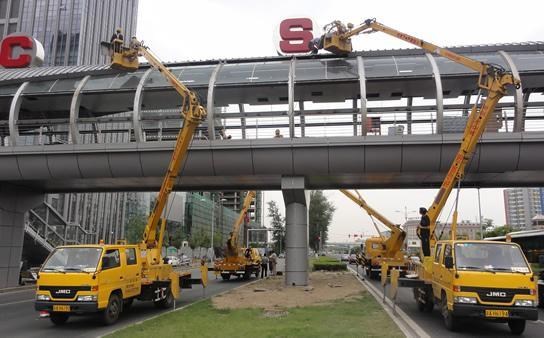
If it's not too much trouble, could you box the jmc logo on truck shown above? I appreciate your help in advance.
[0,34,44,68]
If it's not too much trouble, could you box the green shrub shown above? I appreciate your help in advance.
[312,261,347,271]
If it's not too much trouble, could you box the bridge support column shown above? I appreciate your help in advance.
[0,184,42,288]
[281,176,309,286]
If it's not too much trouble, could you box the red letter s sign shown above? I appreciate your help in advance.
[0,36,33,68]
[279,18,314,54]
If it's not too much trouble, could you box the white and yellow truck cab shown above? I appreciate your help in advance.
[35,243,191,325]
[418,240,539,334]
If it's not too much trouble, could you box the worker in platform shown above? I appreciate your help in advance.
[418,207,431,257]
[308,35,324,54]
[110,28,124,53]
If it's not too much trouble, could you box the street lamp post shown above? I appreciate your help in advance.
[395,206,417,221]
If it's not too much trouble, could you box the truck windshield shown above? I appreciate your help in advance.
[454,243,530,273]
[42,247,103,273]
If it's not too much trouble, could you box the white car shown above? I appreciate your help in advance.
[166,256,181,267]
[340,254,350,261]
[180,255,191,266]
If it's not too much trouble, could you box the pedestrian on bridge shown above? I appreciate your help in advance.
[261,253,269,278]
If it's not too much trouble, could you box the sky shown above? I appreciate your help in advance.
[137,0,544,242]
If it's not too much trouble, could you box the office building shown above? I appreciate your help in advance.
[504,188,543,230]
[0,0,22,39]
[403,219,481,243]
[20,0,138,66]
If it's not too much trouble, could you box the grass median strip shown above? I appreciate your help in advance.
[109,295,402,338]
[108,272,403,338]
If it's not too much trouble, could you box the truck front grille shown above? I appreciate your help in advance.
[39,285,91,299]
[460,286,531,303]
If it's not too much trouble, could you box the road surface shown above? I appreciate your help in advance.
[0,269,252,338]
[350,264,544,337]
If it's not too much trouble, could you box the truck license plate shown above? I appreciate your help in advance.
[52,305,70,312]
[485,309,508,318]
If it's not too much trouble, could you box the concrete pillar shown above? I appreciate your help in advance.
[281,176,309,286]
[0,184,42,288]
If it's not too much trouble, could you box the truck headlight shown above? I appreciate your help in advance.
[514,299,535,307]
[77,295,97,302]
[36,294,50,301]
[454,296,477,304]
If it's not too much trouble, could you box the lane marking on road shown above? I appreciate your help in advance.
[537,320,544,325]
[348,266,430,338]
[0,299,34,307]
[0,287,36,296]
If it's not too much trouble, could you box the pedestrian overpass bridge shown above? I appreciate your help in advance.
[2,133,544,192]
[2,42,544,287]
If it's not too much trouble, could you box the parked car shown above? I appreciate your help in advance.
[340,254,349,261]
[180,254,191,266]
[166,256,181,267]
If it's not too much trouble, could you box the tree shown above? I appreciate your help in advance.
[267,200,285,253]
[309,190,336,251]
[484,225,513,238]
[125,213,147,244]
[188,229,210,249]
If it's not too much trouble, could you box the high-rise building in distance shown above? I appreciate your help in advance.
[504,188,544,230]
[20,0,138,66]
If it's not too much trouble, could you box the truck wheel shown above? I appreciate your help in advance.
[414,288,433,312]
[49,312,69,325]
[102,293,122,325]
[508,319,526,335]
[441,295,457,331]
[221,273,231,281]
[154,287,174,309]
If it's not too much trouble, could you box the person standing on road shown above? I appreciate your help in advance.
[260,253,269,278]
[269,251,278,276]
[418,207,431,257]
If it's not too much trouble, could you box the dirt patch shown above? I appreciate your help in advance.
[212,271,364,310]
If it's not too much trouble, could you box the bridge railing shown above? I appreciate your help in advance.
[4,99,544,146]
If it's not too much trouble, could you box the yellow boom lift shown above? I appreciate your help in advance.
[214,191,262,280]
[35,37,207,325]
[320,19,538,334]
[340,189,406,279]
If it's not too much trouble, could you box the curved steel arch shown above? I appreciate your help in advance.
[498,50,524,132]
[133,68,154,142]
[69,75,91,144]
[8,82,29,146]
[425,53,444,134]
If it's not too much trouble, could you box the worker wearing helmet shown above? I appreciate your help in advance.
[110,28,124,53]
[418,207,431,257]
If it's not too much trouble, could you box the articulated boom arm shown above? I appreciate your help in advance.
[227,191,256,254]
[327,19,520,245]
[126,41,207,249]
[340,189,405,257]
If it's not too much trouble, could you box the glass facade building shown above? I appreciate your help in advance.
[20,0,138,66]
[0,0,22,39]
